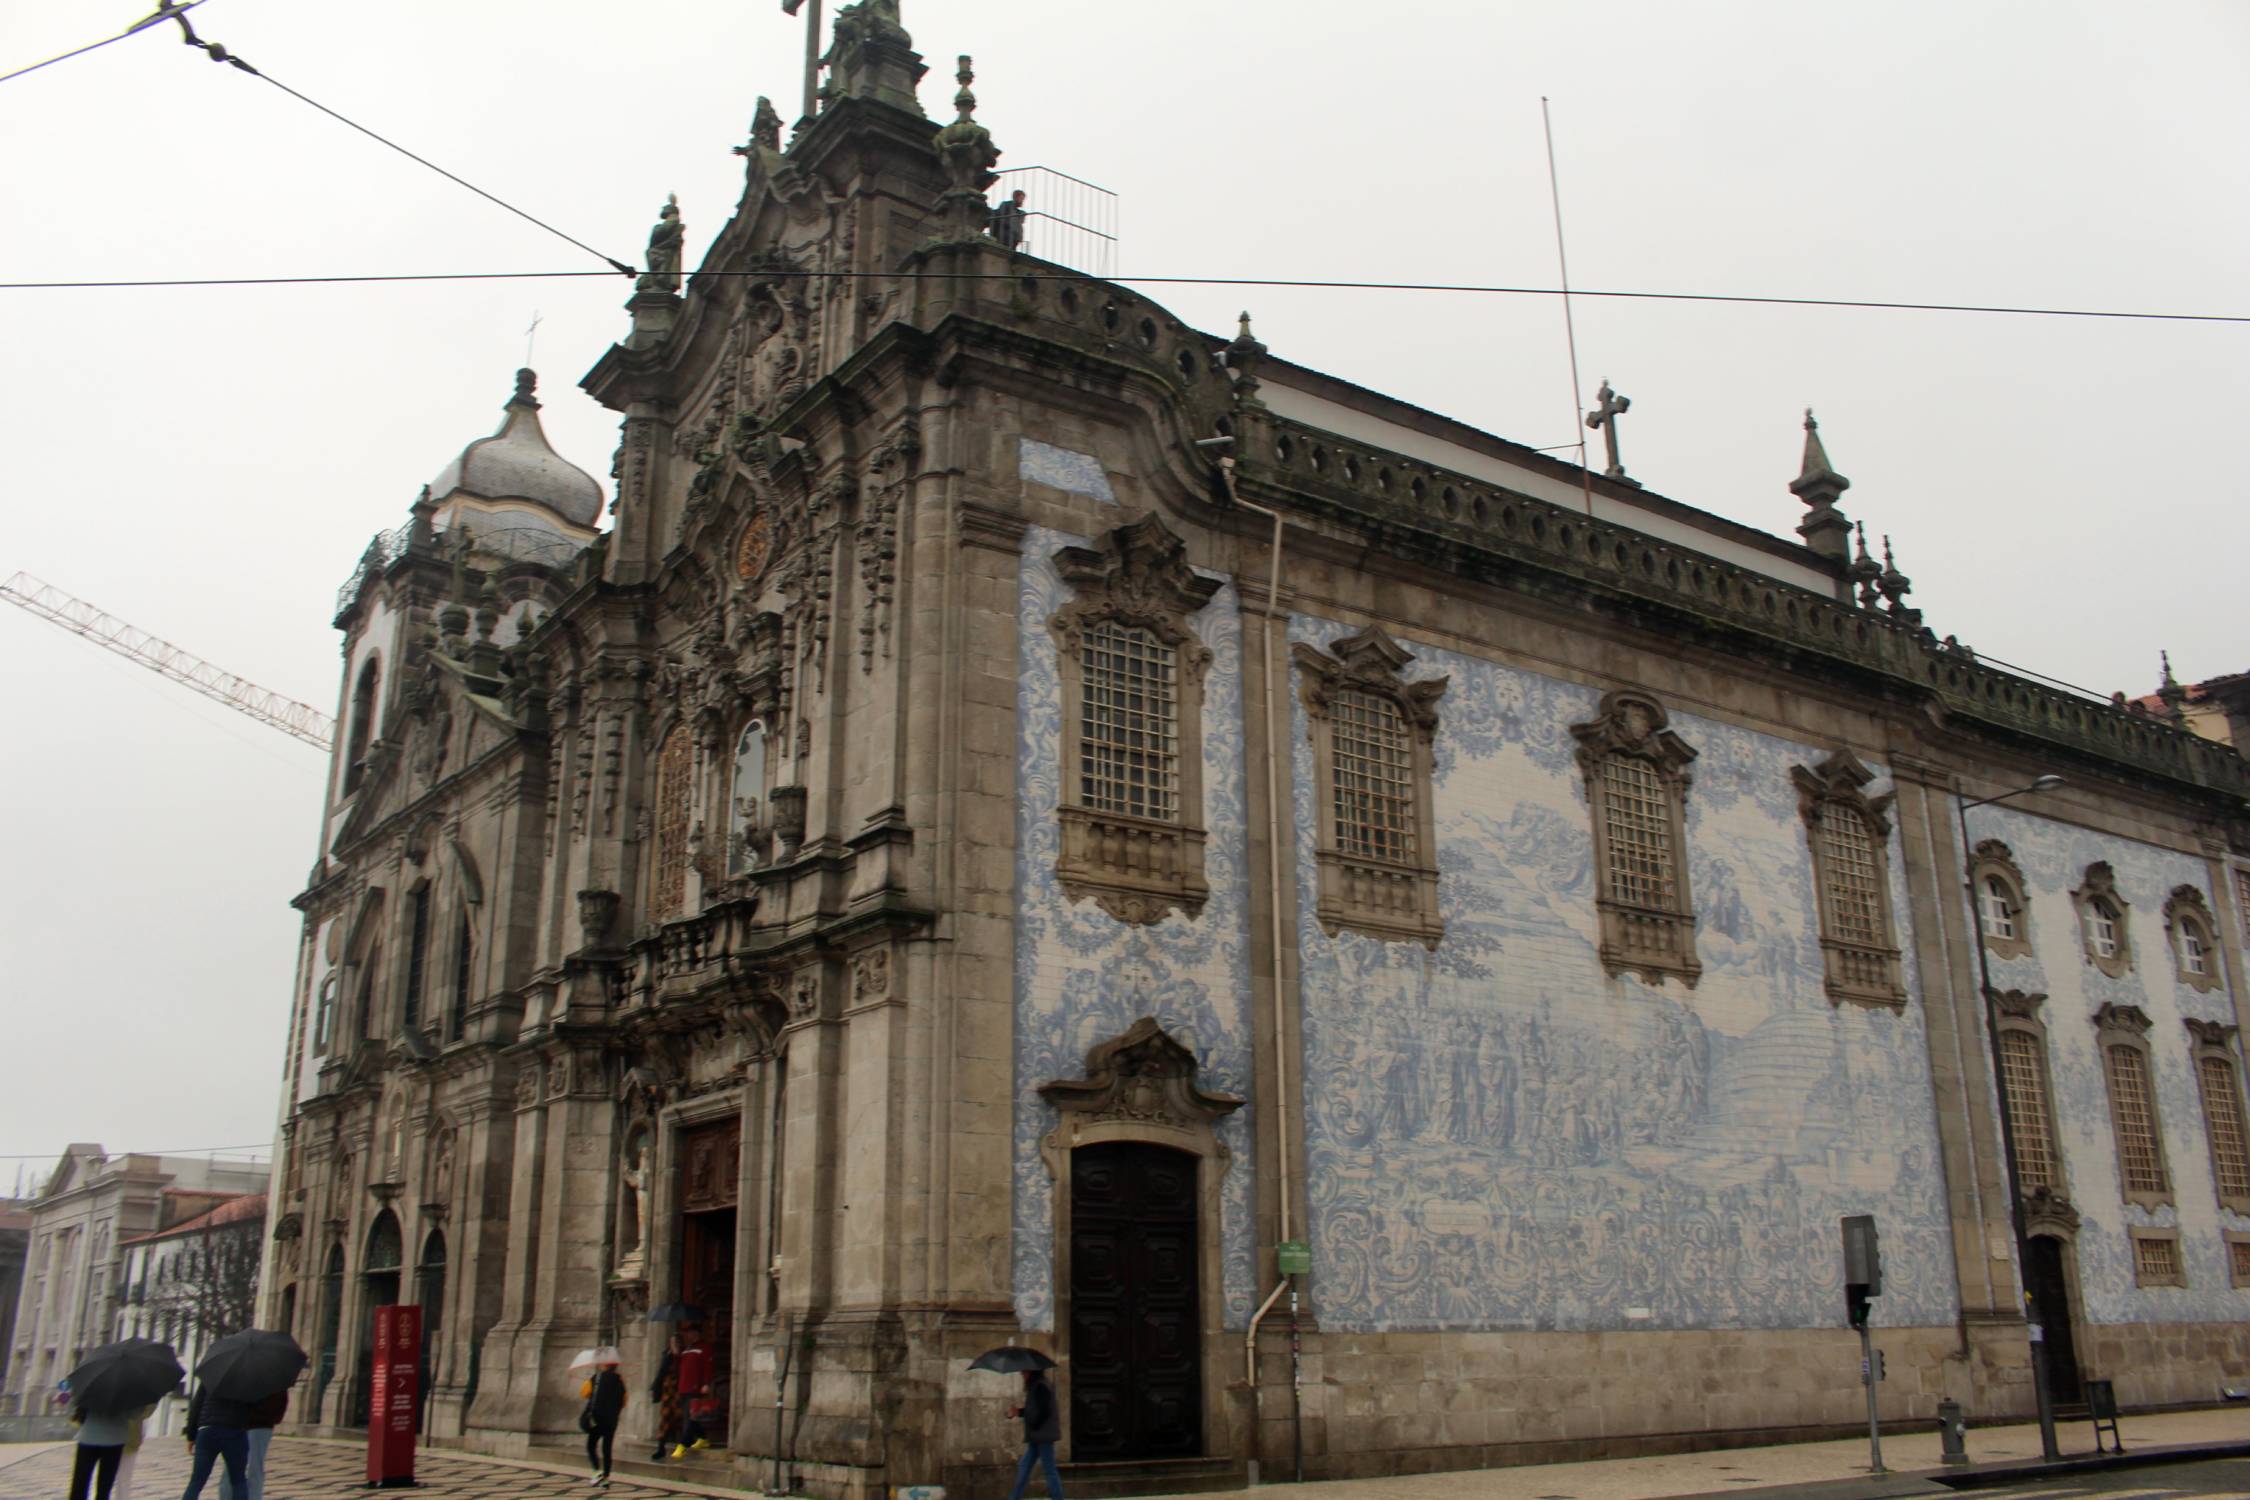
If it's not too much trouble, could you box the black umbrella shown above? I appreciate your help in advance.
[195,1330,308,1402]
[63,1339,183,1414]
[645,1303,705,1323]
[967,1346,1055,1375]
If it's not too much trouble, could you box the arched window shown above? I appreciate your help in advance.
[344,656,381,793]
[2187,1019,2250,1215]
[2094,1003,2170,1209]
[2071,863,2133,979]
[401,884,432,1035]
[1969,839,2032,960]
[1794,751,1905,1009]
[730,719,768,875]
[1994,991,2064,1197]
[447,910,473,1041]
[364,1210,403,1275]
[2164,886,2221,993]
[651,724,695,918]
[415,1230,447,1337]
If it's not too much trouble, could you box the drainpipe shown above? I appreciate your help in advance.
[1202,438,1298,1483]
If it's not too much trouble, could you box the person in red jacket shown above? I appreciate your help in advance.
[669,1329,713,1459]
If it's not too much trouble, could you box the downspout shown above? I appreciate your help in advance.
[1205,440,1298,1482]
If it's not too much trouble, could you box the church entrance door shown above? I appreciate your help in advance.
[678,1118,740,1446]
[2024,1235,2082,1402]
[1068,1142,1202,1461]
[352,1211,404,1428]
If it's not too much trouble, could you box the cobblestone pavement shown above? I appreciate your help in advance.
[0,1436,740,1500]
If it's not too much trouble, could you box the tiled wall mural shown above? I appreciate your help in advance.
[1290,616,1959,1333]
[1967,805,2250,1322]
[1011,525,1257,1332]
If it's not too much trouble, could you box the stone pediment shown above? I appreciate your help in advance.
[1038,1017,1241,1129]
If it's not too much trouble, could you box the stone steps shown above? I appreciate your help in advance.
[1056,1455,1247,1497]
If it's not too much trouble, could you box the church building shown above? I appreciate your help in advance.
[259,3,2250,1493]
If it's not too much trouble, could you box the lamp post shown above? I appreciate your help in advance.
[1956,772,2066,1463]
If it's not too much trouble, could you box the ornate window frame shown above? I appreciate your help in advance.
[1970,839,2033,961]
[1293,626,1447,948]
[1993,989,2070,1208]
[1571,689,1700,987]
[2094,1002,2172,1210]
[2163,886,2221,994]
[2186,1018,2250,1216]
[1791,750,1906,1009]
[1047,515,1221,926]
[2128,1227,2186,1289]
[2226,1231,2250,1290]
[2071,862,2133,979]
[650,720,696,921]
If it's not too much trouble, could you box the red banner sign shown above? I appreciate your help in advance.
[366,1304,421,1488]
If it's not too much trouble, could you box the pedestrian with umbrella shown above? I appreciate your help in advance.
[969,1347,1063,1500]
[62,1339,181,1500]
[570,1348,628,1485]
[182,1332,306,1500]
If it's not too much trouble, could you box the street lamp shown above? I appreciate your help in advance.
[1956,772,2066,1463]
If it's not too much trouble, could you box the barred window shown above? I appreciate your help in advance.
[1982,877,2018,940]
[1819,809,1887,948]
[1332,690,1415,864]
[2197,1053,2250,1204]
[2231,1238,2250,1288]
[652,725,695,918]
[1999,1029,2060,1193]
[1603,757,1676,908]
[1079,621,1178,822]
[2131,1231,2183,1287]
[2106,1043,2168,1198]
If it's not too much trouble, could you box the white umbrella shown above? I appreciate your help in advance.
[569,1347,623,1370]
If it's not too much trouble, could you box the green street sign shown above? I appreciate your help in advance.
[1276,1240,1311,1276]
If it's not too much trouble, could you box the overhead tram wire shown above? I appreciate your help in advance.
[154,8,636,277]
[2,267,2245,325]
[0,1,206,87]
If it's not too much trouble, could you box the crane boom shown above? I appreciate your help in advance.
[2,571,335,750]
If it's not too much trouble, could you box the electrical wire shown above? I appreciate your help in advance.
[0,1144,272,1160]
[155,8,635,276]
[1,267,2243,324]
[0,2,204,87]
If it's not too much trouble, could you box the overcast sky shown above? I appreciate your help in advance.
[1,0,2244,1178]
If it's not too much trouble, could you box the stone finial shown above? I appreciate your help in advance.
[2157,650,2188,719]
[932,54,1001,239]
[1849,521,1881,609]
[1585,379,1638,487]
[1790,408,1853,563]
[1878,535,1920,625]
[820,0,923,115]
[1225,311,1267,406]
[406,485,438,552]
[511,368,539,408]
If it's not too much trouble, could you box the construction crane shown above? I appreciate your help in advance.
[2,571,334,750]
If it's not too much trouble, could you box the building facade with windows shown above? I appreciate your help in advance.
[115,1193,266,1437]
[257,5,2250,1494]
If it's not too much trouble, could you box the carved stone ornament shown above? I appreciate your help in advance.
[2092,1001,2153,1038]
[853,948,891,1003]
[791,970,820,1018]
[1970,839,2033,961]
[1570,689,1701,988]
[1791,749,1905,1010]
[2185,1017,2240,1051]
[1990,988,2047,1021]
[1293,626,1447,948]
[2022,1185,2081,1238]
[514,1067,540,1110]
[1047,515,1221,927]
[1037,1017,1241,1175]
[578,888,621,949]
[735,509,776,585]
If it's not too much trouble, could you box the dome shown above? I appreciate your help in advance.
[427,369,603,527]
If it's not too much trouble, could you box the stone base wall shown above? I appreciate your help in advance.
[2081,1320,2250,1407]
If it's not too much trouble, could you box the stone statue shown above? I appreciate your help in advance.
[638,195,684,294]
[616,1132,650,1277]
[751,96,783,154]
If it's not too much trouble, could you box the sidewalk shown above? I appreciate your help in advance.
[1214,1407,2250,1500]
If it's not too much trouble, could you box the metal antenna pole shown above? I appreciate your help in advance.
[1540,97,1595,517]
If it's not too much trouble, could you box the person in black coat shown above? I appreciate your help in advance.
[584,1362,629,1485]
[1003,1369,1063,1500]
[178,1386,257,1500]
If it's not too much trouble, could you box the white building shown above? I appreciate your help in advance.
[116,1193,268,1436]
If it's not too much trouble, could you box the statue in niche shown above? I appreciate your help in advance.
[729,719,768,874]
[381,1095,406,1183]
[615,1131,650,1278]
[428,1129,455,1207]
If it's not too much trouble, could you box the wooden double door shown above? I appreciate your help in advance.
[1068,1142,1203,1461]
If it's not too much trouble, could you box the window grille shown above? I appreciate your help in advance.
[1079,621,1178,822]
[2231,1238,2250,1287]
[2131,1232,2182,1286]
[1982,878,2017,939]
[402,886,430,1033]
[2197,1054,2250,1203]
[2107,1044,2168,1196]
[1819,807,1887,947]
[1999,1029,2059,1192]
[1331,690,1416,864]
[2085,900,2120,959]
[652,726,695,917]
[1602,756,1675,908]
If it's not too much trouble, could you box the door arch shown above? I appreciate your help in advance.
[316,1244,345,1421]
[353,1211,404,1427]
[2024,1234,2084,1402]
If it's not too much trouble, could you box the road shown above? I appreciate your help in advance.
[1952,1456,2250,1498]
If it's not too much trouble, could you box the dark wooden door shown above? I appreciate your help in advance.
[680,1207,736,1442]
[1069,1142,1202,1461]
[2025,1236,2082,1402]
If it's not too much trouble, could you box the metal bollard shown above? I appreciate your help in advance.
[1936,1398,1969,1466]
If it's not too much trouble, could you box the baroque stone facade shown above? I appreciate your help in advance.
[259,6,2250,1494]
